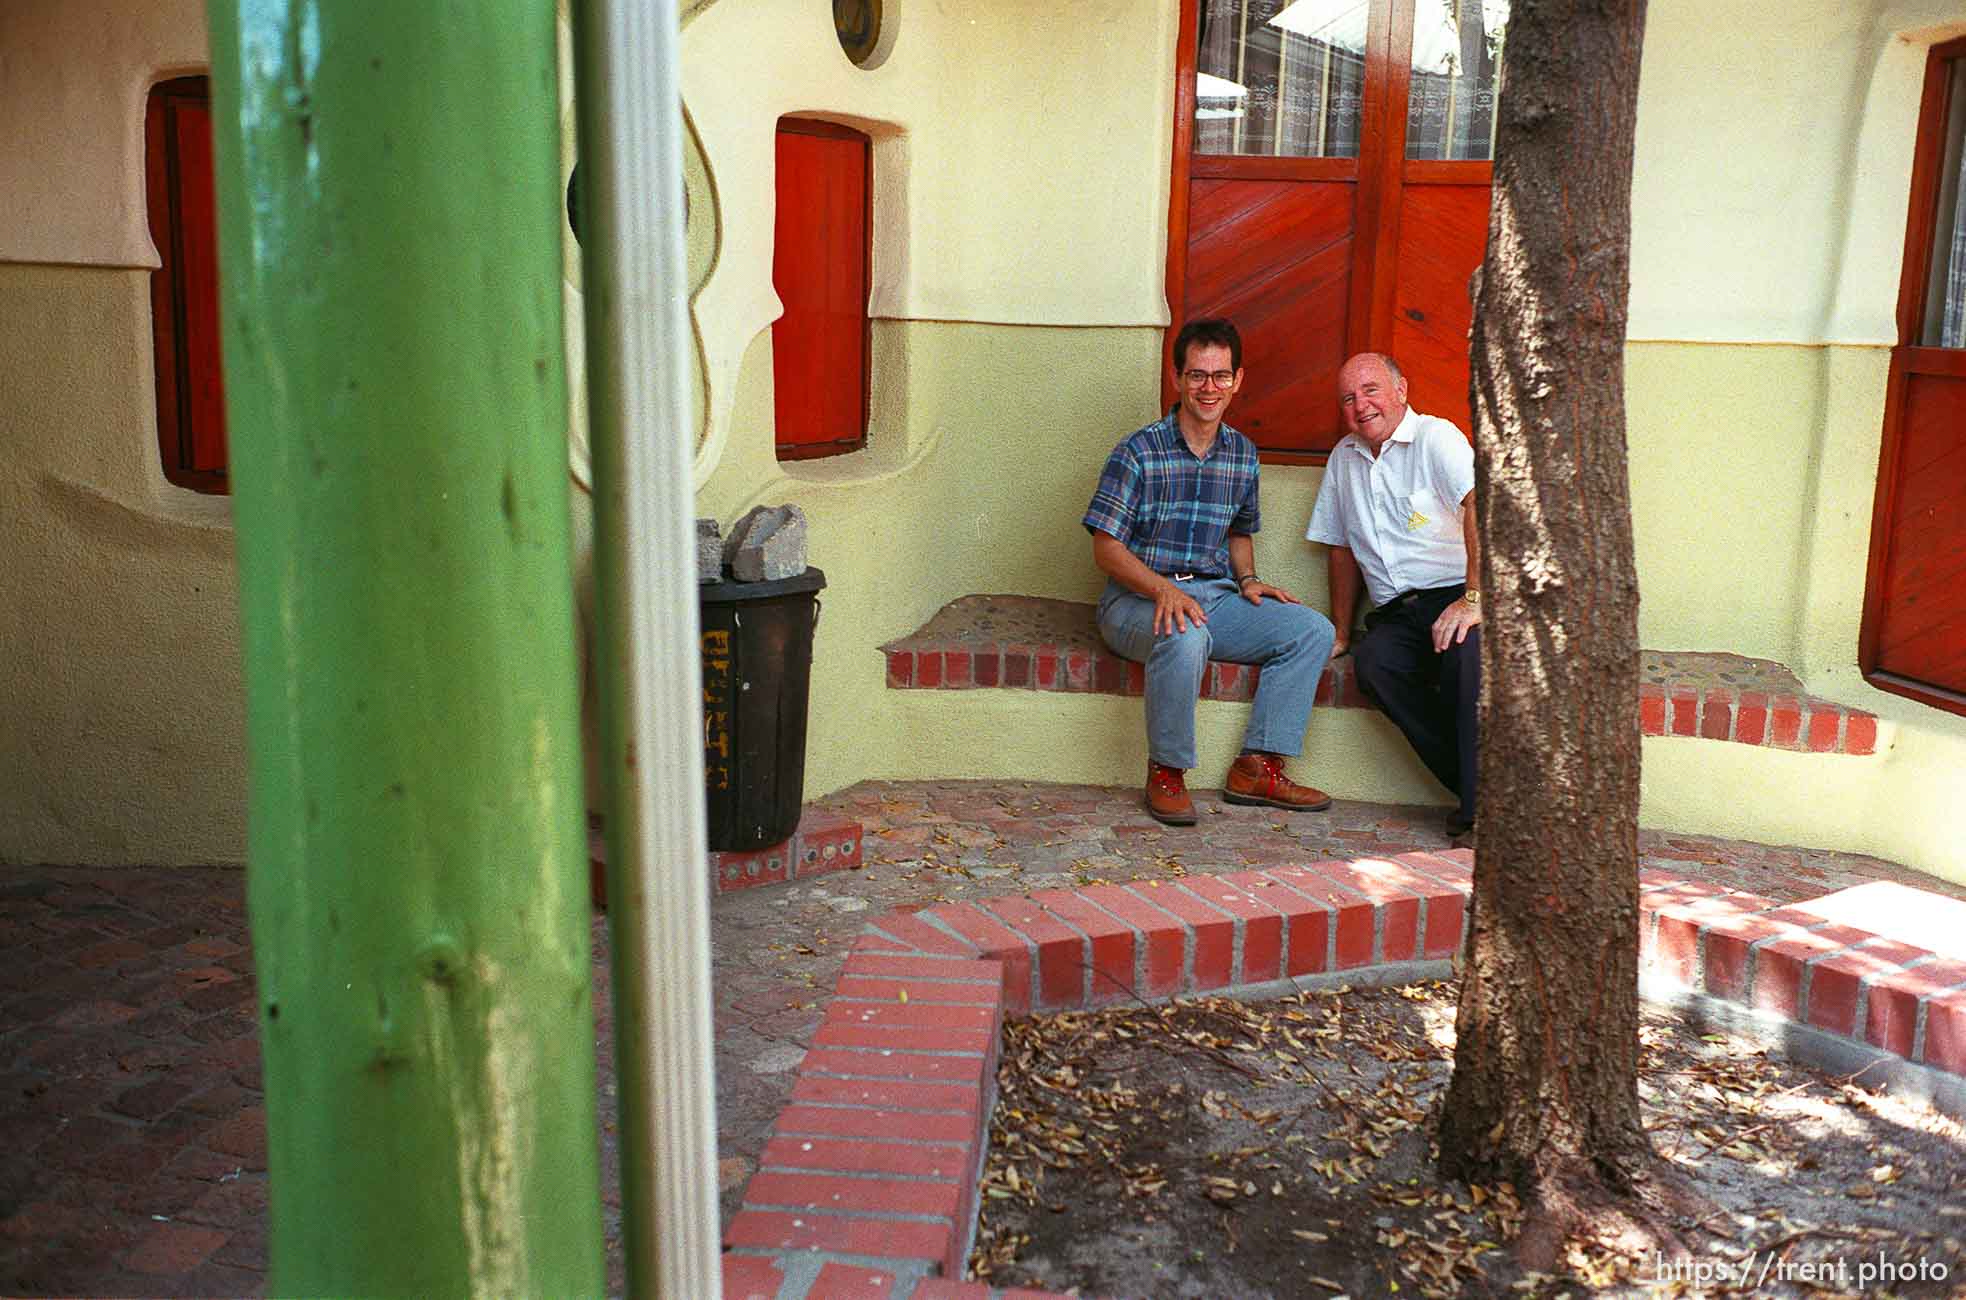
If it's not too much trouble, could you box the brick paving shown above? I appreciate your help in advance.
[8,779,1966,1297]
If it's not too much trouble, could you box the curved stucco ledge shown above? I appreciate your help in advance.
[696,318,956,515]
[705,420,949,527]
[38,472,233,560]
[768,422,944,491]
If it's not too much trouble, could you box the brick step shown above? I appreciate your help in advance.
[726,847,1474,1292]
[881,595,1880,756]
[726,849,1966,1297]
[723,1254,1057,1300]
[1641,873,1966,1064]
[587,809,864,909]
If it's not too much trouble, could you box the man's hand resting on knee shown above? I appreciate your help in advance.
[1154,581,1209,636]
[1238,578,1302,608]
[1431,596,1481,652]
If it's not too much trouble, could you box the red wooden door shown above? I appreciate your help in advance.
[1167,0,1377,457]
[1181,165,1359,448]
[1166,0,1498,459]
[1387,169,1489,432]
[772,119,870,460]
[1861,38,1966,715]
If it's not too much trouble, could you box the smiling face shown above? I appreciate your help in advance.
[1336,352,1410,453]
[1174,342,1243,434]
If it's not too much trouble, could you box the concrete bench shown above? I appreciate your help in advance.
[879,595,1880,757]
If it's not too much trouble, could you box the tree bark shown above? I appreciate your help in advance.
[1435,0,1653,1247]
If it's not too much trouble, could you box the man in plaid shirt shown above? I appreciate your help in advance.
[1083,318,1336,826]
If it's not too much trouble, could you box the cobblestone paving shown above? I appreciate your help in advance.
[8,780,1965,1297]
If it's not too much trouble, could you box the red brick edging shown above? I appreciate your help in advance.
[709,811,864,895]
[1639,871,1966,1067]
[721,850,1476,1298]
[589,812,864,911]
[883,645,1881,757]
[1638,684,1877,754]
[882,636,1357,709]
[721,851,1966,1299]
[878,598,1880,757]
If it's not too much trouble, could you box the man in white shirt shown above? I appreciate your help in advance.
[1305,353,1481,843]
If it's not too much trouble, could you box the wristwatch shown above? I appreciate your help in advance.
[1462,589,1481,608]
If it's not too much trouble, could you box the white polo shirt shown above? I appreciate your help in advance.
[1305,407,1474,609]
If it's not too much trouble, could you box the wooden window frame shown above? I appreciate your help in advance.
[772,117,872,463]
[146,75,229,495]
[1858,34,1966,717]
[1164,0,1493,464]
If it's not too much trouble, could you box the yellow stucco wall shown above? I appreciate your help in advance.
[686,320,1460,811]
[0,266,249,864]
[0,1,207,269]
[672,0,1965,884]
[1630,1,1966,344]
[678,0,1178,486]
[3,0,1962,880]
[0,0,248,865]
[685,317,1965,880]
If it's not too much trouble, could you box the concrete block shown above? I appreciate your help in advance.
[729,504,808,582]
[721,505,774,568]
[696,517,722,582]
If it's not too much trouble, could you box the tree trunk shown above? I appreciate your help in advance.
[1435,0,1653,1249]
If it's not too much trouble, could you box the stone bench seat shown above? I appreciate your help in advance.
[879,594,1880,757]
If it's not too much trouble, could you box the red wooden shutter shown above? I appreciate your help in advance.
[146,77,229,493]
[1861,38,1966,715]
[773,120,870,460]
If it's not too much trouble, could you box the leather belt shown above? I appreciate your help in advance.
[1382,583,1465,611]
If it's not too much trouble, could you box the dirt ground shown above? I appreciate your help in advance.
[970,982,1966,1299]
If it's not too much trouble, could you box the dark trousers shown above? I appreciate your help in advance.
[1352,584,1479,830]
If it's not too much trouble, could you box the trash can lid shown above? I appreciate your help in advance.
[700,566,827,603]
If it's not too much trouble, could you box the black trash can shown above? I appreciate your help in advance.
[699,567,826,851]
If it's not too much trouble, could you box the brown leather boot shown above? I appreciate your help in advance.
[1145,762,1198,825]
[1223,752,1332,812]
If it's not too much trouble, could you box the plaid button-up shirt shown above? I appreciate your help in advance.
[1083,410,1262,576]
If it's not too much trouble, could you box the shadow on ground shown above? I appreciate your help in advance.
[972,983,1966,1299]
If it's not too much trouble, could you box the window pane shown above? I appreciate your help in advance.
[1405,0,1507,160]
[1921,60,1966,348]
[1194,0,1365,158]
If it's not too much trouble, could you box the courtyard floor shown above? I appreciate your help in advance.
[6,779,1965,1297]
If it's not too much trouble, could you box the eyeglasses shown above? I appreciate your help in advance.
[1181,369,1237,389]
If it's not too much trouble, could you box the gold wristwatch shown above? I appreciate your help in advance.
[1462,589,1481,608]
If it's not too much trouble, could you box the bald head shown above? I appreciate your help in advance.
[1336,352,1410,452]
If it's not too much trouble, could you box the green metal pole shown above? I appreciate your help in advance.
[206,5,604,1296]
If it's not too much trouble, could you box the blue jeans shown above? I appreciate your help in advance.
[1096,577,1336,770]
